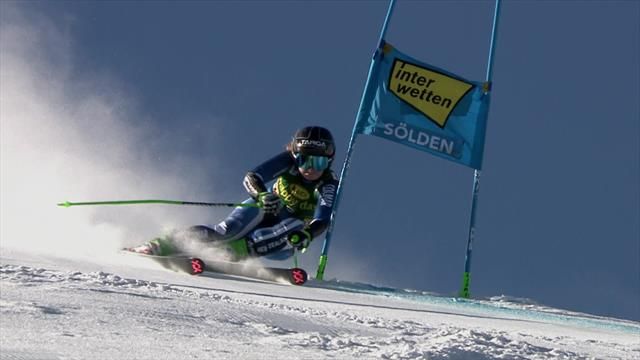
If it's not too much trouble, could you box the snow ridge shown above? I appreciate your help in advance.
[313,279,640,335]
[2,263,638,360]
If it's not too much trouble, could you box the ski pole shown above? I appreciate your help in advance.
[57,199,260,208]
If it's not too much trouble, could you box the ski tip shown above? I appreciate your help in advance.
[290,267,308,286]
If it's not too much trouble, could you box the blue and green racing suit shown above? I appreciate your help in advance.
[177,151,338,260]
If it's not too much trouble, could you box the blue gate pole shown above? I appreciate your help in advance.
[316,0,397,280]
[459,0,502,298]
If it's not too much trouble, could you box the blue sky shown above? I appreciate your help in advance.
[1,1,638,321]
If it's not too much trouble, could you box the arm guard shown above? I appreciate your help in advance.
[307,171,338,239]
[307,218,330,239]
[243,172,268,199]
[243,151,294,199]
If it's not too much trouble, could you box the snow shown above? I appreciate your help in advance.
[1,248,638,360]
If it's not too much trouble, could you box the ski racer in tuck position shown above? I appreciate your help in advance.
[129,126,339,262]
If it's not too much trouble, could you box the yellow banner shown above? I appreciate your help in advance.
[389,59,474,128]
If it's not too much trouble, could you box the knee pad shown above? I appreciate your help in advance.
[250,218,305,255]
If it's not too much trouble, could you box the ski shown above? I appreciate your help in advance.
[202,258,308,286]
[121,250,205,275]
[121,250,307,285]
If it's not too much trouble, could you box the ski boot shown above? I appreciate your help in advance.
[127,236,176,256]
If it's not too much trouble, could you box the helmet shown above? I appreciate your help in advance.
[290,126,335,158]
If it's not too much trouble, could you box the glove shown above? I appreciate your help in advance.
[287,229,312,252]
[257,192,282,215]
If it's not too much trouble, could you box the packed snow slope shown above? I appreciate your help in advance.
[1,248,638,360]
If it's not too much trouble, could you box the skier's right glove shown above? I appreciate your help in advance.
[287,229,312,252]
[257,192,282,216]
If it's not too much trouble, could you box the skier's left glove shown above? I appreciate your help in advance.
[287,229,312,252]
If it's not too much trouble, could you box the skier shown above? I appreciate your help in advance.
[129,126,339,261]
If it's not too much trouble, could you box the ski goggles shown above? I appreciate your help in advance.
[294,154,330,171]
